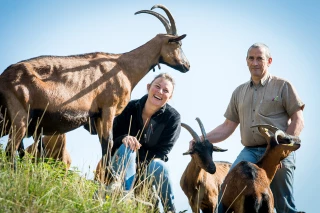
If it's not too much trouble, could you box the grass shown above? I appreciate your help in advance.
[0,145,157,213]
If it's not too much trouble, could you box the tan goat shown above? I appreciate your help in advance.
[25,134,71,170]
[0,4,190,173]
[219,124,301,213]
[180,118,231,213]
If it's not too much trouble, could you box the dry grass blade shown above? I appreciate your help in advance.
[138,118,148,141]
[128,115,132,137]
[136,130,140,138]
[217,183,228,211]
[225,185,247,213]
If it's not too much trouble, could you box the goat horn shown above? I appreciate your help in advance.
[195,117,207,141]
[181,123,201,142]
[274,130,286,144]
[275,129,301,145]
[134,10,172,34]
[151,4,177,35]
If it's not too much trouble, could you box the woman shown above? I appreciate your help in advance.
[100,73,180,213]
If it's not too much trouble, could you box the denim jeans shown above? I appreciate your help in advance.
[220,146,298,213]
[112,144,176,212]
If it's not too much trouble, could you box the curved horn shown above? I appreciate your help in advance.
[135,10,171,34]
[274,130,286,144]
[195,117,207,141]
[181,123,201,142]
[275,129,301,145]
[151,4,177,35]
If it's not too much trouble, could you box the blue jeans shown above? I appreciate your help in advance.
[112,144,175,212]
[221,146,298,213]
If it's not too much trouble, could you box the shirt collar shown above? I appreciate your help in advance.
[250,73,270,87]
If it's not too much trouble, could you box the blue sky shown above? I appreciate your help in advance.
[0,0,319,212]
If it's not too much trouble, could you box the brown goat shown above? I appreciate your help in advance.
[219,124,301,213]
[180,118,231,213]
[0,4,190,172]
[25,134,71,170]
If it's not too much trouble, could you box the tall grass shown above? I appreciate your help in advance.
[0,145,156,213]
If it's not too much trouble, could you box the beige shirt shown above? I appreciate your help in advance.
[224,73,305,146]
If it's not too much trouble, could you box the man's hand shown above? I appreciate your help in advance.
[122,135,141,151]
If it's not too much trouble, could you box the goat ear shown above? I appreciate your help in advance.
[182,150,194,155]
[212,145,228,152]
[168,34,187,43]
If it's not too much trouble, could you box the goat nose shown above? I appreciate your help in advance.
[182,61,190,72]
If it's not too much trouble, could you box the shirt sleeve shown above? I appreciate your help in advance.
[147,111,181,162]
[282,81,305,117]
[224,87,240,123]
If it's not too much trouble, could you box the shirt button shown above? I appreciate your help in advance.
[252,120,254,122]
[253,109,255,112]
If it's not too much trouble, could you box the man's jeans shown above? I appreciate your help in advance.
[218,146,298,213]
[111,144,176,212]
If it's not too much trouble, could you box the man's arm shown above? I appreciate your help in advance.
[286,109,304,136]
[189,119,238,149]
[206,119,239,144]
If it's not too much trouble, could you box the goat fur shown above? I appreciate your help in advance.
[0,5,190,170]
[220,125,301,213]
[180,118,231,213]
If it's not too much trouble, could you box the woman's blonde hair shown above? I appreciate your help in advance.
[149,73,175,90]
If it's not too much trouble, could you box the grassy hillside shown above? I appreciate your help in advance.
[0,146,156,213]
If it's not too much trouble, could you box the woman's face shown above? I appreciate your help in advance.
[147,77,174,108]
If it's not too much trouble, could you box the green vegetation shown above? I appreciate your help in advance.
[0,146,156,213]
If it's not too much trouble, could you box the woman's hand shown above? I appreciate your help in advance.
[122,135,141,151]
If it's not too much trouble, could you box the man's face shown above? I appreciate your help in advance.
[246,47,272,80]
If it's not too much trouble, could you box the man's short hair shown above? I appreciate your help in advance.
[247,43,271,59]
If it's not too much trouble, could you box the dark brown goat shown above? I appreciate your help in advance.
[180,118,231,213]
[220,124,301,213]
[0,5,190,172]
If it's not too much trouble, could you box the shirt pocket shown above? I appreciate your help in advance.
[259,98,285,117]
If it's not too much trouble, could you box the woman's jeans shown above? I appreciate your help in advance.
[111,144,175,212]
[223,146,298,213]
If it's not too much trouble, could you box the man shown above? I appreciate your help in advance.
[191,43,304,212]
